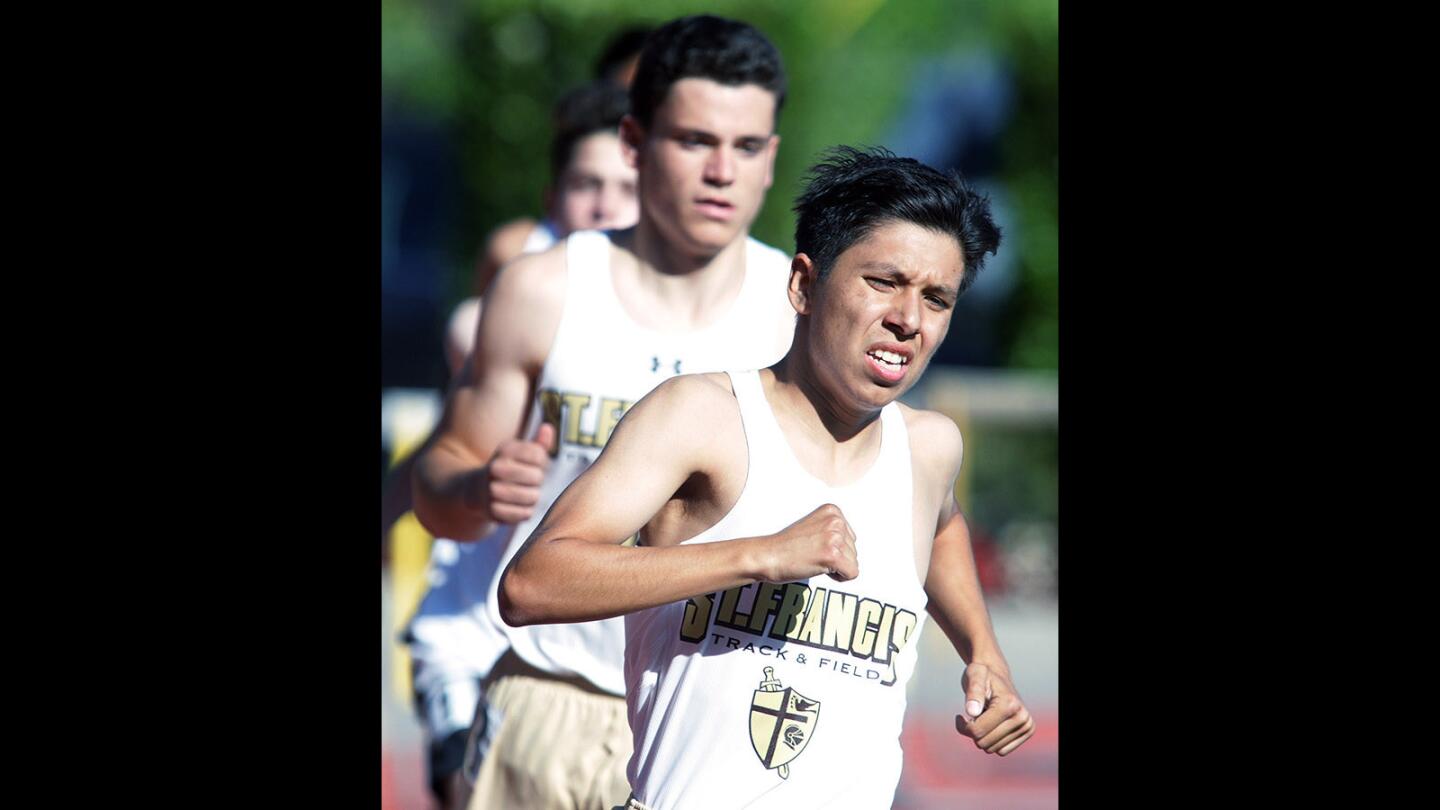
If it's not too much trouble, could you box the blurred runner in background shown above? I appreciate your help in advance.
[400,76,638,810]
[410,15,797,810]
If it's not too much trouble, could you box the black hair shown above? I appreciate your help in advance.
[629,15,786,129]
[549,81,630,182]
[794,146,1001,296]
[594,25,653,84]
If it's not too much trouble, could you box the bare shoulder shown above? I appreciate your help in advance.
[472,242,569,375]
[629,372,738,423]
[607,373,740,458]
[486,217,539,263]
[475,217,540,294]
[898,403,964,478]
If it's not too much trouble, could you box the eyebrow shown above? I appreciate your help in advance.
[858,261,960,299]
[669,126,773,143]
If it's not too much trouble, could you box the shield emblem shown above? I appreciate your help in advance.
[749,667,820,779]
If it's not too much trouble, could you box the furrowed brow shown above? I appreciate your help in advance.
[857,261,907,280]
[925,281,960,302]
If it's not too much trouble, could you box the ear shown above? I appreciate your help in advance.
[619,114,644,170]
[763,134,780,191]
[788,253,818,316]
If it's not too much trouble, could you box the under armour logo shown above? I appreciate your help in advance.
[651,356,683,375]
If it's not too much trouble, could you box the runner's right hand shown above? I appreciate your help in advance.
[763,504,858,582]
[472,423,558,523]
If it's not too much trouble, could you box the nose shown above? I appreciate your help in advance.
[884,291,921,338]
[703,146,735,187]
[593,183,623,227]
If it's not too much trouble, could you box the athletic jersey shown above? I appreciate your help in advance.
[521,218,560,254]
[484,229,796,697]
[405,215,565,690]
[624,370,930,810]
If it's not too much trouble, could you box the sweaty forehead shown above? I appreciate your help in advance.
[654,77,776,135]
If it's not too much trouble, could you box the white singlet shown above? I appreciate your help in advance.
[521,218,560,254]
[485,229,797,697]
[624,370,930,810]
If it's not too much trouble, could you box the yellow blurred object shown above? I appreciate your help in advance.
[383,393,442,703]
[389,509,434,702]
[389,432,427,470]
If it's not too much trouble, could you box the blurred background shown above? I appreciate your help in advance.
[381,1,1056,807]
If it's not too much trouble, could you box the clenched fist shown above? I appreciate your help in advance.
[470,422,558,524]
[955,663,1034,757]
[763,503,858,583]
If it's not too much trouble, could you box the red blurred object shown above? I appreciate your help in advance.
[969,525,1007,596]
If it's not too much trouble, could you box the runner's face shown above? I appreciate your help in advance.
[793,220,965,412]
[623,78,779,257]
[552,132,639,234]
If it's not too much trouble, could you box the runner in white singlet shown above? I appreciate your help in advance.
[501,147,1038,809]
[411,16,797,810]
[403,78,637,810]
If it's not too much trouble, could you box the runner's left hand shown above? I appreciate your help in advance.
[955,662,1035,756]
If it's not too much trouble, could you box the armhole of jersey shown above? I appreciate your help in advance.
[674,372,752,547]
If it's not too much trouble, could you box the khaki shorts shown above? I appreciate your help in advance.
[466,651,632,810]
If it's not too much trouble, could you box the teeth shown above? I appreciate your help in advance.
[870,349,907,366]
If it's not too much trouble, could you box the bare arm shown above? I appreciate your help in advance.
[500,375,858,627]
[918,414,1034,757]
[926,502,1011,676]
[411,248,565,541]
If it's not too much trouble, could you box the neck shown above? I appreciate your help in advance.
[609,218,750,330]
[770,328,883,443]
[631,217,747,279]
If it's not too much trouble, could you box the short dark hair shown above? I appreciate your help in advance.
[594,25,653,84]
[549,81,630,182]
[629,15,786,129]
[794,146,1001,296]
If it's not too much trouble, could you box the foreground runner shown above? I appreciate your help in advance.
[501,147,1035,809]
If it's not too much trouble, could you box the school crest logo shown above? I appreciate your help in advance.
[749,667,820,779]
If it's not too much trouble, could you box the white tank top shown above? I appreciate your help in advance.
[485,229,796,696]
[521,218,560,254]
[625,370,929,809]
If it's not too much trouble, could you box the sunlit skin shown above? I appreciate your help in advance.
[775,219,966,442]
[549,132,639,234]
[620,78,780,266]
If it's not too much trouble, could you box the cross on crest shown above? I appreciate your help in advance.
[749,667,821,779]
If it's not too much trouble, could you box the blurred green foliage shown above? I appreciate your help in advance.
[382,0,1056,370]
[966,424,1058,530]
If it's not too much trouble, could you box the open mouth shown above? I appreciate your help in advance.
[865,348,910,382]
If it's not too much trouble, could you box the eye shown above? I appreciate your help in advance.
[737,140,765,156]
[925,294,952,310]
[677,133,706,148]
[866,277,896,290]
